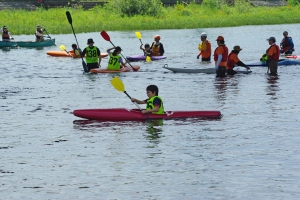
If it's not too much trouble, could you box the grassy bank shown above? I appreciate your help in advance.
[0,2,300,35]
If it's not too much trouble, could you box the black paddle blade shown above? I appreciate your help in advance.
[66,11,72,24]
[100,31,110,41]
[82,61,89,73]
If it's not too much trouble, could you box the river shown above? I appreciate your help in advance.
[1,24,300,199]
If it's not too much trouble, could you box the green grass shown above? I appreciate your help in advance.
[0,2,299,35]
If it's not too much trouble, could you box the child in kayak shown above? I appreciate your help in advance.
[140,43,151,56]
[131,85,164,114]
[69,43,81,57]
[107,46,128,70]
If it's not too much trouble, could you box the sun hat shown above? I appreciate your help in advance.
[3,26,7,29]
[233,45,242,51]
[37,25,42,28]
[201,32,207,37]
[154,35,161,40]
[216,36,224,41]
[267,37,276,42]
[87,38,94,44]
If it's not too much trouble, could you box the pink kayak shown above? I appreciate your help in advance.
[286,55,300,59]
[73,108,221,121]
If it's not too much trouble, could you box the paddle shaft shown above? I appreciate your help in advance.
[43,28,56,46]
[66,11,88,72]
[11,36,20,48]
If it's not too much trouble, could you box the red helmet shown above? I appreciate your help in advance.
[154,35,161,40]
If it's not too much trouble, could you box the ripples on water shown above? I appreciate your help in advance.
[1,24,300,199]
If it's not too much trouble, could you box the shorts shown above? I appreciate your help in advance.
[216,66,226,77]
[202,57,211,62]
[87,63,99,71]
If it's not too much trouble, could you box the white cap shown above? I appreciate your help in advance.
[201,32,207,37]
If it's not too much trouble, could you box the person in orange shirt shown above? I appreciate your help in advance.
[197,32,211,61]
[214,36,228,77]
[226,46,250,75]
[266,37,280,75]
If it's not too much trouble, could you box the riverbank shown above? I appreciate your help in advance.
[0,2,299,35]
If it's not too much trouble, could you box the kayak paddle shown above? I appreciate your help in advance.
[10,35,20,49]
[100,30,138,72]
[59,45,72,57]
[66,11,89,73]
[110,76,149,119]
[43,28,56,46]
[135,31,151,62]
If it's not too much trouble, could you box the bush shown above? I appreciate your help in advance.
[105,0,164,17]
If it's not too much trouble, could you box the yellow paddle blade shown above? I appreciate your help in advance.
[135,32,142,39]
[111,76,125,92]
[59,45,66,51]
[146,56,151,62]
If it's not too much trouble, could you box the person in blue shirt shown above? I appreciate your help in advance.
[280,31,295,55]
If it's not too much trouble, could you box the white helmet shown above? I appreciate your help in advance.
[201,32,207,37]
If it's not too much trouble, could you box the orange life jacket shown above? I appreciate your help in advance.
[227,52,236,70]
[214,45,228,62]
[266,45,280,61]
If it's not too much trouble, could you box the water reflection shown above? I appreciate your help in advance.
[145,119,164,144]
[214,77,228,101]
[266,75,280,98]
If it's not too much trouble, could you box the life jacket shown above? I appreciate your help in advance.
[2,30,10,40]
[107,53,121,70]
[266,44,280,61]
[35,29,44,40]
[146,96,164,114]
[85,46,98,63]
[227,52,236,70]
[214,45,228,62]
[281,36,292,48]
[151,42,161,56]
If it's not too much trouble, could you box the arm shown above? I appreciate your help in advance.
[107,47,115,54]
[97,48,101,67]
[160,43,164,56]
[131,98,146,104]
[215,54,222,69]
[289,38,294,49]
[81,48,86,57]
[142,105,159,114]
[140,44,144,51]
[236,61,250,70]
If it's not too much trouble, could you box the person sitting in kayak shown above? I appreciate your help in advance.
[107,46,128,70]
[226,46,250,75]
[280,31,295,55]
[131,85,164,114]
[35,25,44,42]
[197,32,211,61]
[81,38,101,71]
[140,43,151,56]
[150,35,164,56]
[0,26,13,42]
[69,43,81,57]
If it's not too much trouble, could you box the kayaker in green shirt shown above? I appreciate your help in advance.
[81,38,101,71]
[106,46,128,70]
[131,85,164,114]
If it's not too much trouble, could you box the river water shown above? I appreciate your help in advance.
[1,24,300,199]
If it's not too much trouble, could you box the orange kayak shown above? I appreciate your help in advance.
[46,51,108,58]
[90,65,140,73]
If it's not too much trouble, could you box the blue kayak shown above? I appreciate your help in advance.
[246,59,300,67]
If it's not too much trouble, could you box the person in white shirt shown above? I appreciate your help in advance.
[0,26,13,42]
